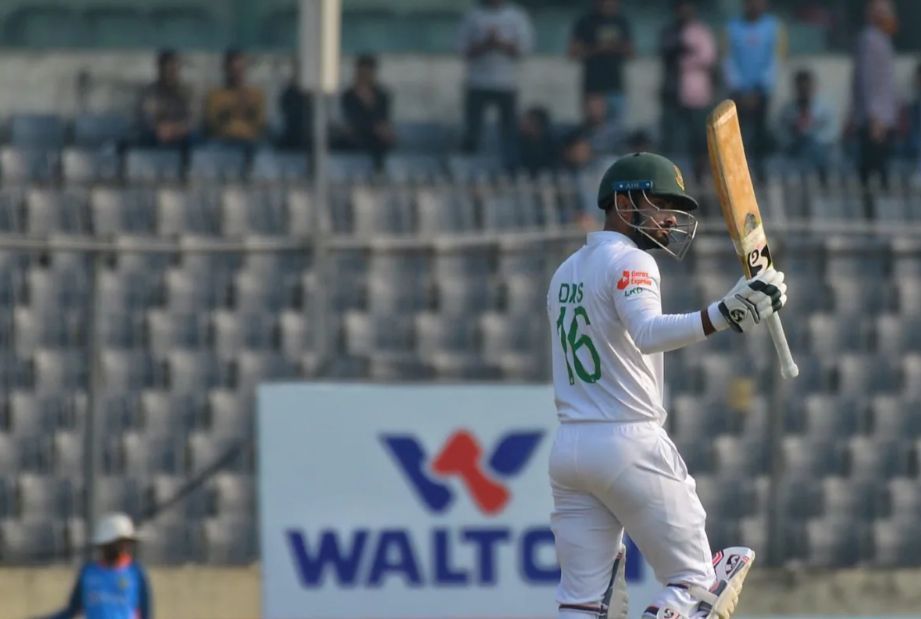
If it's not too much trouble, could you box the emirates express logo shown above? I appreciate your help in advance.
[381,430,543,516]
[616,270,653,290]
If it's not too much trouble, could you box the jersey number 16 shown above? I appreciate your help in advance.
[555,305,602,385]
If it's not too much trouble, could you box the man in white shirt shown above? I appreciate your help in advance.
[547,152,787,619]
[457,0,534,169]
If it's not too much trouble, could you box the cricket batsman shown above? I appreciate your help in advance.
[547,152,786,619]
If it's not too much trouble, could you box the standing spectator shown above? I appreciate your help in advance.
[278,61,313,151]
[777,69,835,182]
[851,0,898,191]
[204,49,266,148]
[138,49,194,149]
[457,0,534,169]
[723,0,785,179]
[560,94,621,173]
[43,513,151,619]
[902,62,921,163]
[341,54,395,169]
[659,0,717,180]
[518,106,559,175]
[569,0,633,130]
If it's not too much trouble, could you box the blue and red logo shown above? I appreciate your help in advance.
[381,429,543,515]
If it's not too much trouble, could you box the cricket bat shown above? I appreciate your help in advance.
[706,99,799,379]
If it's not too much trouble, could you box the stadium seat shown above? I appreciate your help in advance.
[415,312,484,378]
[212,310,277,359]
[157,187,222,237]
[479,312,546,380]
[0,518,66,563]
[120,431,184,477]
[147,473,209,521]
[800,393,860,438]
[211,473,255,518]
[712,435,769,476]
[872,516,921,567]
[146,310,209,357]
[279,310,312,363]
[384,154,446,183]
[886,477,921,520]
[251,149,309,183]
[203,516,255,564]
[868,395,921,440]
[231,272,286,313]
[351,185,413,236]
[843,436,910,480]
[26,188,90,236]
[820,476,879,522]
[34,350,87,394]
[186,432,250,474]
[207,389,251,438]
[140,389,205,440]
[125,149,182,183]
[96,476,143,517]
[100,350,163,392]
[327,153,376,182]
[415,184,477,234]
[90,188,158,236]
[220,186,287,237]
[188,146,247,183]
[62,147,120,184]
[166,351,223,394]
[804,516,863,567]
[72,113,134,147]
[9,114,66,148]
[447,154,501,181]
[0,147,59,183]
[286,188,314,237]
[138,521,201,565]
[16,474,76,519]
[51,431,83,478]
[781,436,841,476]
[7,390,58,440]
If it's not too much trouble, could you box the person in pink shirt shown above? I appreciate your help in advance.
[660,0,717,180]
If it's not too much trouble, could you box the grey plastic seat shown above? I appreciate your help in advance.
[821,476,879,521]
[447,154,500,181]
[712,434,769,476]
[504,277,544,316]
[137,521,199,565]
[164,269,217,313]
[781,436,841,476]
[211,473,255,518]
[17,474,75,519]
[279,310,311,363]
[887,477,921,520]
[203,516,255,564]
[121,431,184,476]
[903,354,921,398]
[146,310,209,357]
[0,519,65,563]
[801,394,859,438]
[868,395,920,440]
[286,188,314,236]
[8,390,58,439]
[1,147,59,183]
[220,186,287,237]
[212,310,276,359]
[384,154,445,183]
[233,351,294,396]
[416,185,476,234]
[807,313,868,356]
[232,272,285,313]
[833,352,898,396]
[187,432,249,474]
[827,274,890,317]
[167,350,222,394]
[844,436,909,480]
[73,113,133,147]
[10,114,66,147]
[479,312,546,380]
[251,149,308,183]
[141,389,204,441]
[351,185,412,236]
[157,187,222,236]
[14,306,80,354]
[34,349,86,393]
[188,146,247,183]
[415,312,484,378]
[96,476,143,517]
[90,188,158,235]
[52,431,83,477]
[875,314,921,354]
[62,147,120,184]
[208,389,251,438]
[125,149,182,183]
[101,350,162,392]
[26,188,90,235]
[872,516,921,567]
[147,473,209,521]
[805,516,862,567]
[343,312,415,361]
[327,153,375,183]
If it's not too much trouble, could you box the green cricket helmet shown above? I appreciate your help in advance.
[596,152,699,260]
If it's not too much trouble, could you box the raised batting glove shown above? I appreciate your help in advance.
[708,269,787,333]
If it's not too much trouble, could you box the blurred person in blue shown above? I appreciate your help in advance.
[44,513,151,619]
[723,0,785,179]
[457,0,534,169]
[777,69,835,183]
[569,0,633,130]
[341,54,395,170]
[138,50,194,150]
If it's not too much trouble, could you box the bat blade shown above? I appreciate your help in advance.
[706,99,799,379]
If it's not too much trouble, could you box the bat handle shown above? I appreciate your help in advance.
[766,313,799,379]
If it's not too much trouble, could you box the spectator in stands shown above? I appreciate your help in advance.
[659,0,717,181]
[44,513,150,619]
[341,54,395,169]
[569,0,633,134]
[850,0,898,192]
[723,0,785,180]
[138,49,194,150]
[560,94,621,172]
[902,62,921,163]
[777,69,835,182]
[278,62,313,151]
[518,106,558,175]
[205,49,266,148]
[457,0,535,169]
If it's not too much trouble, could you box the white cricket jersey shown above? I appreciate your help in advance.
[547,231,709,424]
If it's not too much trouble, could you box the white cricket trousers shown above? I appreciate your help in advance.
[549,420,716,618]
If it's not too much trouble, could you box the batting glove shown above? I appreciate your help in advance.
[708,269,787,333]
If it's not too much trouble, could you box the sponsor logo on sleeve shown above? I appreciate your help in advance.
[617,270,655,296]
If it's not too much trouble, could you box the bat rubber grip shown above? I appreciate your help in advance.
[766,313,799,379]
